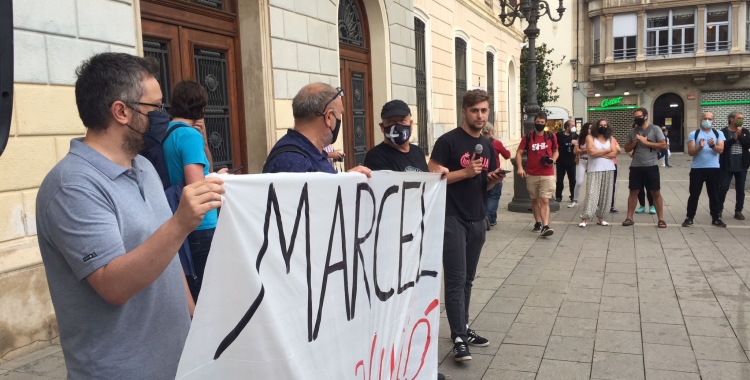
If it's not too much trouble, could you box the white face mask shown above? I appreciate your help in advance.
[571,127,577,133]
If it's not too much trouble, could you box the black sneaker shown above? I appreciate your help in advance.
[540,226,554,237]
[438,374,446,380]
[453,339,472,361]
[712,219,727,227]
[467,329,490,347]
[610,208,619,214]
[532,222,542,233]
[490,221,497,227]
[555,197,562,202]
[735,211,745,220]
[682,218,693,227]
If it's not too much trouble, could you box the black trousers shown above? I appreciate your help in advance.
[443,215,485,343]
[555,162,576,200]
[186,228,216,302]
[686,168,721,219]
[638,187,654,208]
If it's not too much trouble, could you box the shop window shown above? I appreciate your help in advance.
[706,4,730,52]
[593,17,601,64]
[646,8,696,57]
[613,13,637,60]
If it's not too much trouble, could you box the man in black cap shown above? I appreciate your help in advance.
[364,100,448,380]
[364,100,432,172]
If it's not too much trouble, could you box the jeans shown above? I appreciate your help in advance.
[555,163,576,200]
[658,149,669,166]
[486,182,503,224]
[186,228,216,302]
[443,216,485,343]
[686,168,721,219]
[719,170,748,212]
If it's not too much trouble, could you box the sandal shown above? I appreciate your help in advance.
[622,218,634,226]
[658,220,667,228]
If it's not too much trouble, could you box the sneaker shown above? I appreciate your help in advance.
[649,206,656,214]
[712,219,727,227]
[682,218,693,227]
[555,197,562,202]
[467,329,490,347]
[490,221,497,226]
[635,206,646,214]
[610,208,619,214]
[540,226,554,237]
[532,222,542,232]
[735,211,745,220]
[453,339,472,361]
[438,374,446,380]
[568,201,578,208]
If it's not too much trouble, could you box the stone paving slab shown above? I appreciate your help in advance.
[6,154,750,379]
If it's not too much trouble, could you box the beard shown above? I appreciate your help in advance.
[466,119,485,132]
[122,117,148,156]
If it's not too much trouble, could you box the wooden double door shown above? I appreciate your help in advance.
[141,0,245,171]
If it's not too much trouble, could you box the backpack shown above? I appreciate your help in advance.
[693,127,719,141]
[261,144,316,173]
[525,131,554,154]
[141,122,190,190]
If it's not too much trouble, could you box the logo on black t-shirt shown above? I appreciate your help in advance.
[404,166,423,172]
[459,152,490,170]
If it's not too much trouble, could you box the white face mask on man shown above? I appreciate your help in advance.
[571,127,577,133]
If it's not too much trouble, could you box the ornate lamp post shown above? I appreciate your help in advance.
[499,0,566,213]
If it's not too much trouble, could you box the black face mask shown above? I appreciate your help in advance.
[140,110,170,149]
[634,117,646,126]
[329,115,342,145]
[385,123,411,145]
[598,127,607,135]
[534,123,546,132]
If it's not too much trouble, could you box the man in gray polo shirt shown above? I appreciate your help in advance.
[36,53,224,379]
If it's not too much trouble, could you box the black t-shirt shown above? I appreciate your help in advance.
[556,132,577,166]
[363,143,428,172]
[430,127,497,221]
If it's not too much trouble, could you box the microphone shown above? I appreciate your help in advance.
[474,144,483,157]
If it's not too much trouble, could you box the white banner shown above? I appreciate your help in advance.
[176,172,446,380]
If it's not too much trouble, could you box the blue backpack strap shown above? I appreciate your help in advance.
[262,144,314,173]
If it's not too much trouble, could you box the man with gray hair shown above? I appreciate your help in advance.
[719,111,750,219]
[263,82,370,176]
[36,53,225,378]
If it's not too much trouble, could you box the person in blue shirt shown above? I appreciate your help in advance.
[163,80,228,301]
[263,82,370,177]
[683,111,726,227]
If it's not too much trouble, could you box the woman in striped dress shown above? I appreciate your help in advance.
[579,119,620,227]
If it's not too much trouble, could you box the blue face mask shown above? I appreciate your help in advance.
[142,110,171,149]
[701,120,713,130]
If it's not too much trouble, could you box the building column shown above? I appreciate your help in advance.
[732,1,743,53]
[604,14,614,63]
[636,11,646,61]
[696,5,706,57]
[739,1,748,51]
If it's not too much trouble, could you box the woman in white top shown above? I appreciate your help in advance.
[570,123,592,208]
[580,119,620,227]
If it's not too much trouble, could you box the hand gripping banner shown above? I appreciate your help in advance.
[176,172,446,380]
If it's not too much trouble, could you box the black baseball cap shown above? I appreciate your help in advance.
[380,99,411,119]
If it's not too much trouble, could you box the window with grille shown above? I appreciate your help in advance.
[593,17,601,64]
[646,8,696,57]
[487,52,495,125]
[455,38,467,127]
[415,17,429,153]
[181,0,223,10]
[613,13,637,60]
[706,4,730,52]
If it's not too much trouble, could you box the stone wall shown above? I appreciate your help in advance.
[0,0,140,362]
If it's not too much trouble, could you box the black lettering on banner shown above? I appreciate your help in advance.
[373,185,398,302]
[418,183,438,280]
[397,182,420,294]
[312,186,351,340]
[351,183,375,318]
[214,183,310,360]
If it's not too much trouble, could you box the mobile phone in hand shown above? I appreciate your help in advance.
[228,166,244,174]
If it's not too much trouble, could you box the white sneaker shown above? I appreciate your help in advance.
[568,201,578,208]
[597,220,610,226]
[579,221,587,227]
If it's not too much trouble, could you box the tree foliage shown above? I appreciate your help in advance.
[520,41,564,112]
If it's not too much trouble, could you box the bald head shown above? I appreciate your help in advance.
[292,82,340,122]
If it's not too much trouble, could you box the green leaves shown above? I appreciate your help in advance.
[520,41,564,111]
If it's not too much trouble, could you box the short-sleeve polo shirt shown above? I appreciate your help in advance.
[35,138,190,379]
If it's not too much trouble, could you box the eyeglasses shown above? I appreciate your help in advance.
[316,87,344,116]
[130,101,165,114]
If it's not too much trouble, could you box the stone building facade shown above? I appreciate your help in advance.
[0,0,522,362]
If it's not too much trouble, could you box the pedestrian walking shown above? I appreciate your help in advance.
[555,120,577,203]
[569,122,591,208]
[481,122,511,227]
[579,119,619,227]
[516,112,559,236]
[429,90,503,361]
[36,52,225,379]
[623,108,668,228]
[718,111,750,220]
[682,112,725,227]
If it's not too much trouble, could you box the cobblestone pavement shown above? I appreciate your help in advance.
[3,154,750,380]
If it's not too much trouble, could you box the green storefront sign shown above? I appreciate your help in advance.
[587,95,636,111]
[600,96,623,108]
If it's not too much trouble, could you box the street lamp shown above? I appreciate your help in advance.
[499,0,566,213]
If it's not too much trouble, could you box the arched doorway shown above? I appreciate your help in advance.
[653,93,685,152]
[339,0,374,168]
